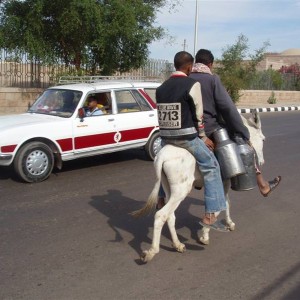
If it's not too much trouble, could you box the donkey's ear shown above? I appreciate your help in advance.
[249,109,261,129]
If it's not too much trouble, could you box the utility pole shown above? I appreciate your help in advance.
[193,0,199,57]
[182,39,187,51]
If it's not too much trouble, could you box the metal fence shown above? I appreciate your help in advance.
[0,49,172,88]
[0,50,73,88]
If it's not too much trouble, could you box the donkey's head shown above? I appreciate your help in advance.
[242,110,265,165]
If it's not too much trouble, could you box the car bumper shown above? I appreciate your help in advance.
[0,153,13,166]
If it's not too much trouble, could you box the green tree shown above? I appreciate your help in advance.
[247,68,283,90]
[0,0,169,75]
[215,34,269,103]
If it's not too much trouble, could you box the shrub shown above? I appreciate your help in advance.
[267,91,277,104]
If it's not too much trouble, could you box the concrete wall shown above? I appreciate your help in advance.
[0,87,43,115]
[238,90,300,107]
[0,87,300,115]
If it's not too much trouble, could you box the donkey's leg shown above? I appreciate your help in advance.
[167,211,186,253]
[141,191,186,262]
[166,181,193,252]
[223,179,235,231]
[199,180,234,245]
[140,176,169,263]
[141,207,169,263]
[199,226,211,245]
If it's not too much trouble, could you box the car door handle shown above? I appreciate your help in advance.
[149,114,155,117]
[108,118,115,121]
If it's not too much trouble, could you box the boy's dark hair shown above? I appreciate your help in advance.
[174,51,194,70]
[195,49,214,65]
[87,96,97,102]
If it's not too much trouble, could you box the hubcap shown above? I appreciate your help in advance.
[25,150,49,175]
[153,136,162,156]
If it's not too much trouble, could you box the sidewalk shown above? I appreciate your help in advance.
[236,100,300,113]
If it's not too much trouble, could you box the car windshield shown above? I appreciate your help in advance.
[28,89,83,117]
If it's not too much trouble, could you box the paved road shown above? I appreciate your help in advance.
[1,111,300,300]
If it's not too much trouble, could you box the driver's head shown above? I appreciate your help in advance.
[87,96,98,111]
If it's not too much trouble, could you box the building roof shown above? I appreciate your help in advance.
[280,48,300,56]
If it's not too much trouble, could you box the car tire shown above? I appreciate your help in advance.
[13,142,54,183]
[145,131,162,161]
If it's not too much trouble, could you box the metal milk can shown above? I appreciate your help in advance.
[213,128,246,180]
[231,137,257,191]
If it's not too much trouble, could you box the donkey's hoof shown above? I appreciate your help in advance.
[199,237,209,245]
[140,250,155,263]
[227,222,236,231]
[172,242,186,253]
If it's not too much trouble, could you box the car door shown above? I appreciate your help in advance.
[73,91,118,155]
[112,89,158,149]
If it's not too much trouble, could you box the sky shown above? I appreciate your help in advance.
[148,0,300,61]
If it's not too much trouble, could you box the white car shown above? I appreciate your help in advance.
[0,79,162,183]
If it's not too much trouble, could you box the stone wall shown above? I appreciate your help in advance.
[0,87,43,115]
[0,87,300,115]
[238,90,300,107]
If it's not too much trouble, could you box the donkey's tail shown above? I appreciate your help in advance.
[130,154,164,218]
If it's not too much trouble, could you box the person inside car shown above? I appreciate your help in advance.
[86,96,103,116]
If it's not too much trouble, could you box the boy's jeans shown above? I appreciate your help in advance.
[159,137,226,213]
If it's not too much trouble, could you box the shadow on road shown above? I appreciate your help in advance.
[61,148,150,173]
[0,166,22,182]
[0,148,150,183]
[250,261,300,300]
[89,189,205,263]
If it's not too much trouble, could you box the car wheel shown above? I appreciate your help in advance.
[13,142,54,183]
[145,132,162,161]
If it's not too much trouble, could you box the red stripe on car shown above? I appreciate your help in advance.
[56,138,73,151]
[120,127,154,142]
[75,132,115,149]
[58,127,156,151]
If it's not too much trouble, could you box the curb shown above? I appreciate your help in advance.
[237,106,300,113]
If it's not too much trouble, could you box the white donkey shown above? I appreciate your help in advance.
[132,111,265,263]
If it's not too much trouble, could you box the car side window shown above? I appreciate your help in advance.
[115,90,140,113]
[115,90,151,113]
[144,88,157,103]
[131,90,152,111]
[97,92,112,114]
[83,92,112,115]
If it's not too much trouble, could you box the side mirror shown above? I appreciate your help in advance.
[78,107,86,121]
